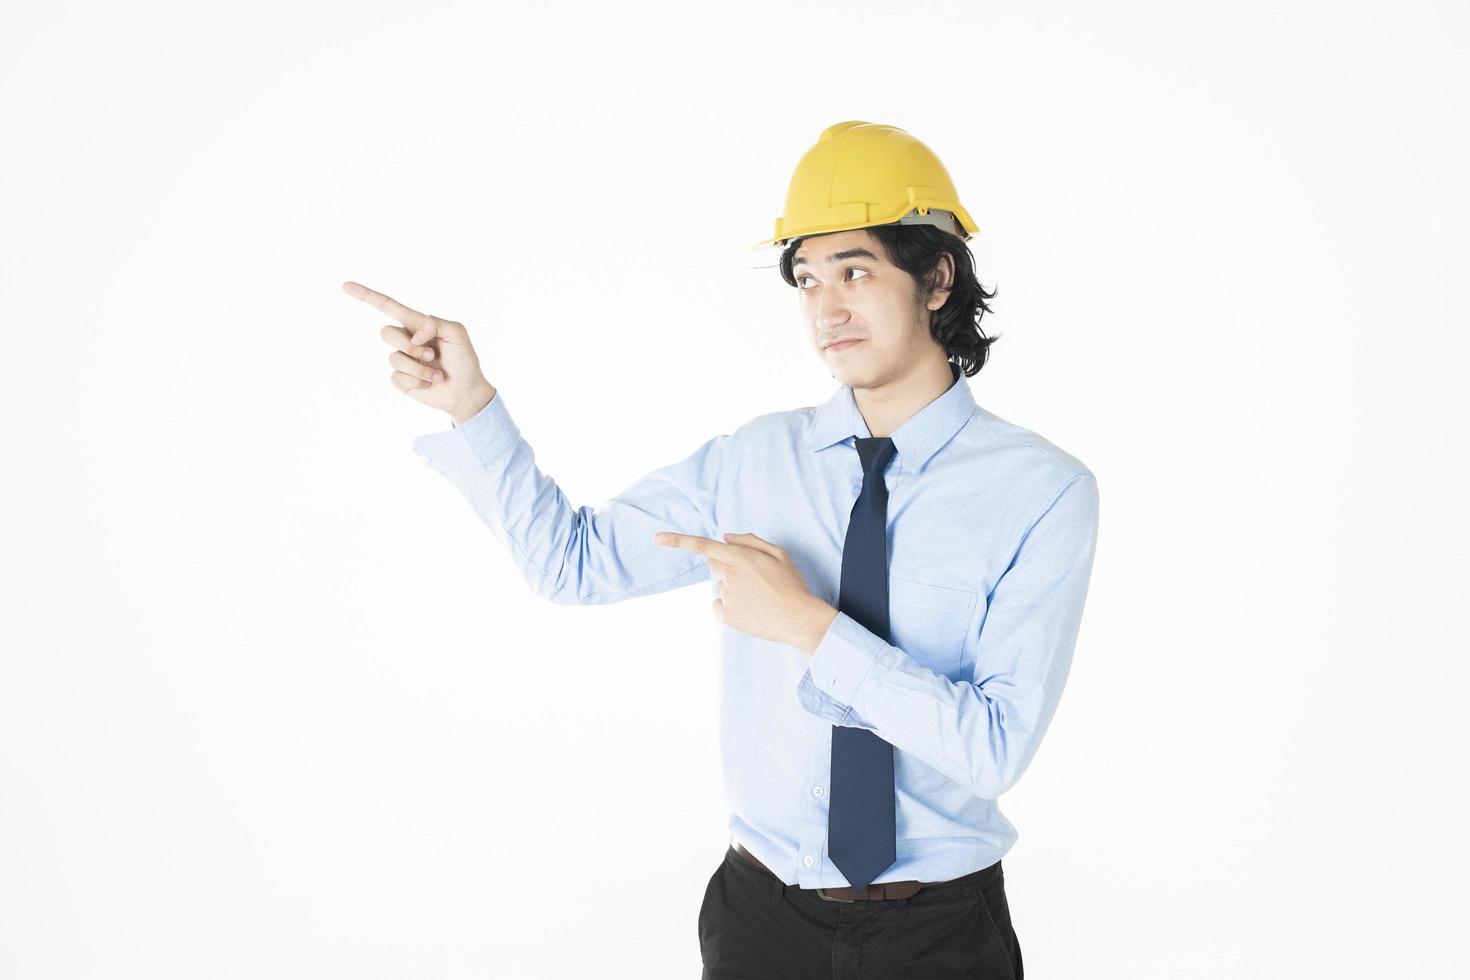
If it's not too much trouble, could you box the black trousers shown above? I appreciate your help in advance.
[698,844,1023,979]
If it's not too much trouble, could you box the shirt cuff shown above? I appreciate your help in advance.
[796,611,893,724]
[455,390,520,465]
[411,389,520,475]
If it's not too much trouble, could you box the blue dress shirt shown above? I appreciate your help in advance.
[410,360,1100,888]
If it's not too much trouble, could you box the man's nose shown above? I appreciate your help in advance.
[815,289,851,331]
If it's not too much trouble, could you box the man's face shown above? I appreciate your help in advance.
[791,228,944,388]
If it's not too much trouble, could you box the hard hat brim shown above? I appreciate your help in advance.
[747,207,978,252]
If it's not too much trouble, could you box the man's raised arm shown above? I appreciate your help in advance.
[413,389,731,604]
[344,279,730,605]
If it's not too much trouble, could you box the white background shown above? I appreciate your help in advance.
[2,1,1466,976]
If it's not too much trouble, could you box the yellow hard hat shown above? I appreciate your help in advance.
[751,120,979,251]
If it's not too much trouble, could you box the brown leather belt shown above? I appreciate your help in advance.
[734,841,944,903]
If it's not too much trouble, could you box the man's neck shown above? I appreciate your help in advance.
[852,359,955,438]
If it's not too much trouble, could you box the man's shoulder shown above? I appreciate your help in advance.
[966,404,1095,489]
[721,400,1096,495]
[730,404,817,443]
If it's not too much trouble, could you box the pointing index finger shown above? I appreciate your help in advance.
[653,532,742,562]
[341,281,431,331]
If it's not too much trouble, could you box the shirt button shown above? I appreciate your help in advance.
[803,854,815,867]
[812,785,824,797]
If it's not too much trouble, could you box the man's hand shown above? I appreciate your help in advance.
[654,531,838,654]
[342,280,497,424]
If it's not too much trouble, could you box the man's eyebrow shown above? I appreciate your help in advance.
[791,247,880,268]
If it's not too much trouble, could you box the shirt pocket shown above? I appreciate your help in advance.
[887,575,978,675]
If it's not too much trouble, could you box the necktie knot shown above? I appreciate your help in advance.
[854,436,897,477]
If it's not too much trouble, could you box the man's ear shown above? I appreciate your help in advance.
[924,254,955,311]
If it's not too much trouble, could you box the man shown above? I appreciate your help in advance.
[346,121,1098,978]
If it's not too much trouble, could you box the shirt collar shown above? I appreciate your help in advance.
[808,361,977,472]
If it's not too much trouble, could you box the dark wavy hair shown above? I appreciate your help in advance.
[778,223,1000,376]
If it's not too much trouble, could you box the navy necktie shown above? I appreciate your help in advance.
[827,435,899,890]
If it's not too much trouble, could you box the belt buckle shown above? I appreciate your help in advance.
[816,887,857,903]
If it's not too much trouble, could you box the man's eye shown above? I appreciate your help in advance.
[797,268,868,289]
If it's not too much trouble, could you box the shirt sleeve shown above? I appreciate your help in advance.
[795,471,1100,800]
[410,389,732,605]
